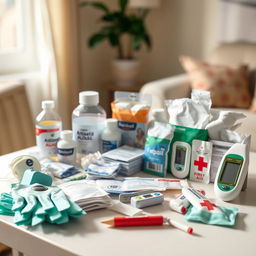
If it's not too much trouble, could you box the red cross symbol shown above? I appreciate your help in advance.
[200,200,216,211]
[194,156,208,171]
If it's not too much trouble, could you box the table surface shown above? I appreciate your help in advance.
[0,148,255,256]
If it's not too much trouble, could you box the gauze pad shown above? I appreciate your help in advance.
[144,122,174,177]
[165,90,211,129]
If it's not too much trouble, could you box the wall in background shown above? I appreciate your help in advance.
[79,0,219,110]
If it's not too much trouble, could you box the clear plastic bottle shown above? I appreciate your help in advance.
[35,100,62,158]
[72,91,106,156]
[101,118,121,153]
[57,130,76,165]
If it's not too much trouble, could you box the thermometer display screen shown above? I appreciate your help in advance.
[175,147,186,165]
[220,162,241,185]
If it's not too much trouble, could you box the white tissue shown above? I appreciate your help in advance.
[165,90,211,129]
[206,110,246,141]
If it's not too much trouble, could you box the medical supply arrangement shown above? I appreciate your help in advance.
[0,89,252,234]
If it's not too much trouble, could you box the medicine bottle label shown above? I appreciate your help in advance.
[102,140,120,153]
[36,121,61,156]
[57,148,76,164]
[73,117,105,154]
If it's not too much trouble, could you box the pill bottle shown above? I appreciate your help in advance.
[36,100,62,158]
[57,130,76,165]
[72,91,106,156]
[101,118,121,152]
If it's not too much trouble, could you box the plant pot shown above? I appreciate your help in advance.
[112,59,140,87]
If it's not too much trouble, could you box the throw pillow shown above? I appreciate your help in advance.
[179,56,251,108]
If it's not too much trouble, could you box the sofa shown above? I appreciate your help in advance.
[140,42,256,152]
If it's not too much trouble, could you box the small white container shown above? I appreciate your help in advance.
[57,130,76,165]
[101,119,121,152]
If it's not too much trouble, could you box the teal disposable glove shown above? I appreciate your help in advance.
[0,193,14,216]
[11,183,86,226]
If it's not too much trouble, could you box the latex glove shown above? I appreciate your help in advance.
[0,193,14,216]
[12,183,71,213]
[12,183,86,226]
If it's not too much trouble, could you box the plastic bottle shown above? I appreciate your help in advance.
[72,91,106,155]
[101,118,121,152]
[36,100,62,158]
[57,130,76,165]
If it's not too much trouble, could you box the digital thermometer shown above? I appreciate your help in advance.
[171,142,191,178]
[214,143,248,201]
[130,192,164,209]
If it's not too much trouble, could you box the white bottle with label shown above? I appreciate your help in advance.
[36,100,62,158]
[57,130,76,165]
[72,91,106,156]
[101,118,121,152]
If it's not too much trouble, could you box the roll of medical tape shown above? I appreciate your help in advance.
[9,155,41,180]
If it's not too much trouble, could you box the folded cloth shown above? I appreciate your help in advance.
[185,205,238,226]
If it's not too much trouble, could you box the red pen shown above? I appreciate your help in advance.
[101,216,193,234]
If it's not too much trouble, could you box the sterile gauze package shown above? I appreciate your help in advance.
[111,91,151,148]
[189,140,212,184]
[144,122,174,177]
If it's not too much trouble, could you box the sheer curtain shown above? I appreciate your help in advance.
[34,0,81,129]
[218,0,256,42]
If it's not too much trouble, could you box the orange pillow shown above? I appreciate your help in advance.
[179,56,251,108]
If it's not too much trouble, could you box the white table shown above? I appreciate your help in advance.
[0,149,255,256]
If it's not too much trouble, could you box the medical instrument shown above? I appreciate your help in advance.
[36,100,62,158]
[182,187,222,214]
[130,192,164,209]
[20,169,52,186]
[9,155,41,180]
[101,215,193,234]
[119,190,154,204]
[57,130,76,165]
[171,142,191,178]
[214,143,248,201]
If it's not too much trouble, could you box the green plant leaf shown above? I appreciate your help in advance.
[133,36,142,51]
[80,1,109,13]
[143,33,152,49]
[108,33,119,46]
[88,33,106,48]
[119,0,128,13]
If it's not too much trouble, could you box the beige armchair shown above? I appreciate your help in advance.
[140,42,256,152]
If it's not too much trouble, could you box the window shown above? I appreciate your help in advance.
[0,0,38,74]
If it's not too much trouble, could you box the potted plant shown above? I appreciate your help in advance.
[80,0,152,87]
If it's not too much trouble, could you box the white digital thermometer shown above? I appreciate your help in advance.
[171,141,191,178]
[214,143,248,201]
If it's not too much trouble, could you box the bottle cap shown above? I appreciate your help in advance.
[106,118,118,129]
[60,130,73,140]
[42,100,54,109]
[79,91,99,105]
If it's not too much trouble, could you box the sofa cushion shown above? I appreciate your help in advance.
[179,56,251,108]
